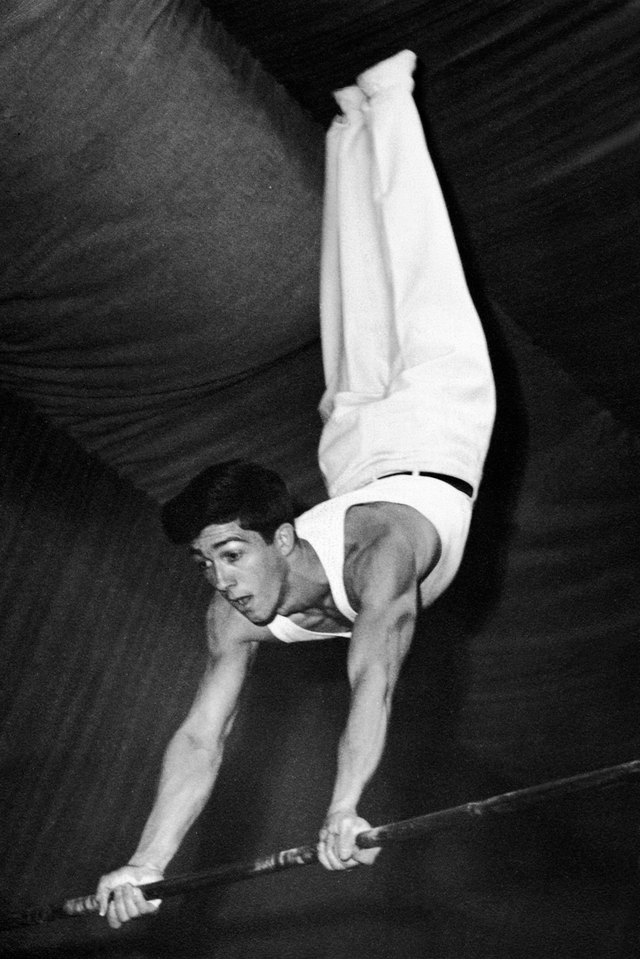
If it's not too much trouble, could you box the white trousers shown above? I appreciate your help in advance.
[318,50,496,499]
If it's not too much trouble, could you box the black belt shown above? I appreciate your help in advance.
[380,471,473,498]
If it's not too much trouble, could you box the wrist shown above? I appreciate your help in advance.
[128,854,166,873]
[326,803,358,818]
[328,788,361,815]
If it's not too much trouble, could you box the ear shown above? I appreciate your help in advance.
[273,522,296,556]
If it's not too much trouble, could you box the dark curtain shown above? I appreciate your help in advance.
[0,0,326,502]
[2,1,640,956]
[1,0,639,497]
[209,0,640,430]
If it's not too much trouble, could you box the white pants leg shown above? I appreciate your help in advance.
[318,50,496,499]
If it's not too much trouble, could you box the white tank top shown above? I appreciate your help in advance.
[267,475,472,642]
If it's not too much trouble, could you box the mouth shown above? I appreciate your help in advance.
[229,595,252,612]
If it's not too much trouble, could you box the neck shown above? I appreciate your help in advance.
[277,538,328,617]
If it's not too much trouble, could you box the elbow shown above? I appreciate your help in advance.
[174,722,231,764]
[350,663,394,712]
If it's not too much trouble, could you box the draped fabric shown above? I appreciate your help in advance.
[1,1,640,956]
[1,0,639,498]
[2,375,639,955]
[0,391,208,945]
[209,0,640,429]
[0,0,325,502]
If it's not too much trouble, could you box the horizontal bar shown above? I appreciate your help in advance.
[357,758,640,847]
[3,758,639,930]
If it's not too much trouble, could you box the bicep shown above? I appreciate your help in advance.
[179,599,260,747]
[347,588,418,692]
[187,645,257,736]
[352,537,420,659]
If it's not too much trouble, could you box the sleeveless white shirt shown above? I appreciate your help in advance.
[267,475,472,642]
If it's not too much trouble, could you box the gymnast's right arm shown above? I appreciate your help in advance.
[95,598,258,929]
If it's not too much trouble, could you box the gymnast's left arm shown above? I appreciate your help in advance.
[317,546,419,871]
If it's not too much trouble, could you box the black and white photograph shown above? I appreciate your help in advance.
[1,2,639,957]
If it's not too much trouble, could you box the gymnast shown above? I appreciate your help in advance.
[96,49,495,928]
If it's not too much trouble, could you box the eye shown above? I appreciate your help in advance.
[193,557,212,570]
[222,550,241,563]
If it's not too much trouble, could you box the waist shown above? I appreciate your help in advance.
[379,471,473,498]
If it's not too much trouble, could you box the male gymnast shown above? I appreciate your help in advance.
[96,49,495,928]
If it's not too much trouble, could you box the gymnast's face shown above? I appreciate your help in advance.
[190,520,292,625]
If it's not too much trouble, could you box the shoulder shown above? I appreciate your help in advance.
[344,502,441,605]
[206,592,272,656]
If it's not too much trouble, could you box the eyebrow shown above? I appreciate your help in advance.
[189,535,248,555]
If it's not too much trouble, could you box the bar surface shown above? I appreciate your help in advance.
[3,759,639,930]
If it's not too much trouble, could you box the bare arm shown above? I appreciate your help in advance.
[96,596,261,926]
[129,637,256,872]
[318,511,438,871]
[332,600,416,812]
[317,592,417,869]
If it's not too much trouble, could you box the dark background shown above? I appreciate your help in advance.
[1,1,640,956]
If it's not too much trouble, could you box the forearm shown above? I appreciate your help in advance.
[130,728,225,872]
[328,668,390,814]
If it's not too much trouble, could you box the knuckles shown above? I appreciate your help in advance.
[317,811,381,872]
[317,812,371,871]
[96,868,163,927]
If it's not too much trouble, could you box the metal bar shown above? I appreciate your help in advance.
[356,758,640,847]
[3,758,639,930]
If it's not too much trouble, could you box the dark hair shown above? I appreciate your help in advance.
[161,460,298,545]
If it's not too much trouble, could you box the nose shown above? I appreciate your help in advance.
[213,561,236,595]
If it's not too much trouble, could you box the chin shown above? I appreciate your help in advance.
[243,608,272,627]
